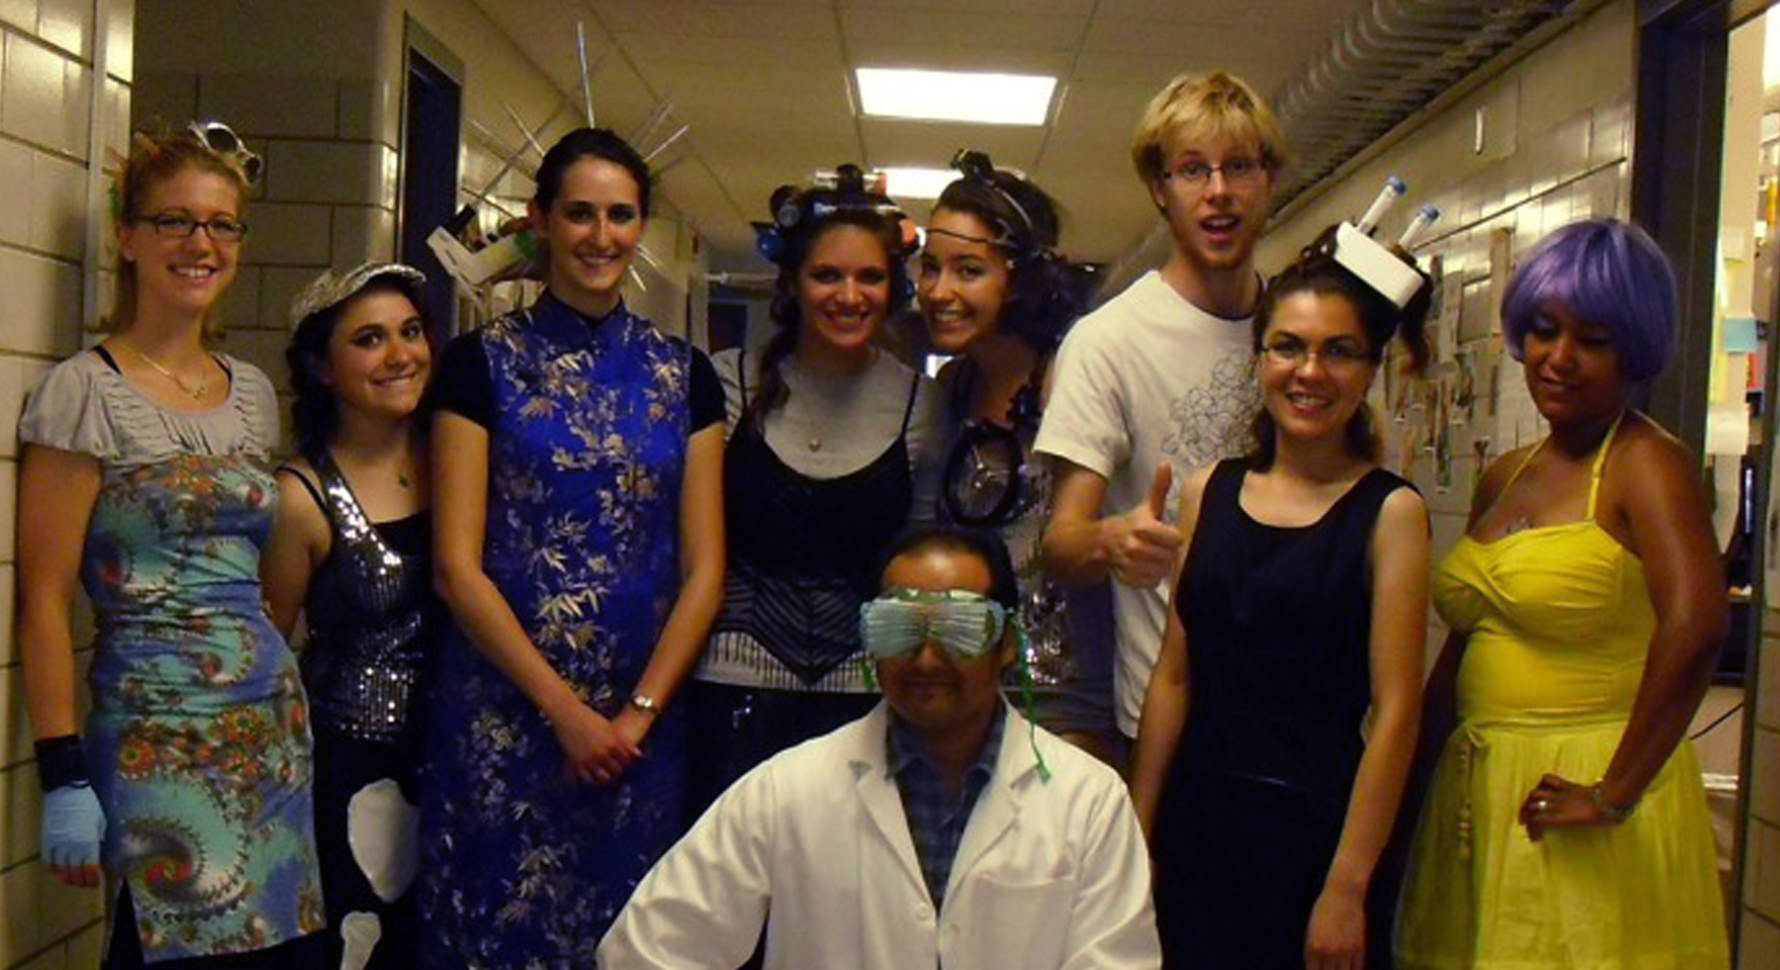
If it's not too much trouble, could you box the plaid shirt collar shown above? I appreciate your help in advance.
[885,701,1007,910]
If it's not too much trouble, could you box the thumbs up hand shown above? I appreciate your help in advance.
[1103,462,1185,589]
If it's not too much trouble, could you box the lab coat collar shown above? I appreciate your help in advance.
[847,697,1045,909]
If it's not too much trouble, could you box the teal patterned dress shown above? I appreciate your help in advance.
[20,351,324,962]
[420,294,698,969]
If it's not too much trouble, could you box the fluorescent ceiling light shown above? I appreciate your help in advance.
[882,167,959,199]
[856,68,1056,126]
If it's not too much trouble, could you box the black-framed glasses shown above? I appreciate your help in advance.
[137,212,249,243]
[188,121,263,184]
[1164,156,1267,190]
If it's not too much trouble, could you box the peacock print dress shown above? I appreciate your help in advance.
[20,349,323,963]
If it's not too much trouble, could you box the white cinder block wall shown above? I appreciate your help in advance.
[1259,0,1775,962]
[0,0,134,966]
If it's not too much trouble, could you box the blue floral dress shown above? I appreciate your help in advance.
[421,295,698,968]
[20,351,324,963]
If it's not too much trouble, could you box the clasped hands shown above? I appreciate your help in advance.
[548,700,654,786]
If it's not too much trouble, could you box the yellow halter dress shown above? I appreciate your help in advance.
[1395,419,1728,970]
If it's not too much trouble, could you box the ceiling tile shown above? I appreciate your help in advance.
[859,119,1045,172]
[838,0,1095,13]
[613,33,844,71]
[1083,18,1323,57]
[590,0,836,39]
[840,8,1087,49]
[637,64,856,132]
[1092,0,1368,24]
[1049,79,1162,136]
[843,42,1075,76]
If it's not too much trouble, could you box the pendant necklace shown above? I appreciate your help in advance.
[125,343,210,401]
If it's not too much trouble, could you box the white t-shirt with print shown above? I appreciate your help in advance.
[1034,269,1257,736]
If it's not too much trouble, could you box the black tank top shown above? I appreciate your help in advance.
[716,351,921,683]
[1173,458,1412,806]
[287,449,441,740]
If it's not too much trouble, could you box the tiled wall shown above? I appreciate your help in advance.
[0,1,134,967]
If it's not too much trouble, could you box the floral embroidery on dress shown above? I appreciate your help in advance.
[421,296,693,969]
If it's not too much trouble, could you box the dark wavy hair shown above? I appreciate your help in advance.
[754,172,912,426]
[876,524,1019,613]
[1247,225,1433,470]
[533,127,652,218]
[286,274,433,455]
[931,166,1091,356]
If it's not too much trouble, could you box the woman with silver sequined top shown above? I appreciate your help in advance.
[262,262,441,970]
[915,151,1121,765]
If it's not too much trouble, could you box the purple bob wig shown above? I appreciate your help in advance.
[1500,218,1676,383]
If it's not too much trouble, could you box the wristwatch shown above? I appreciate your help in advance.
[628,693,660,715]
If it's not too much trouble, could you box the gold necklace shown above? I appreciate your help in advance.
[124,343,210,401]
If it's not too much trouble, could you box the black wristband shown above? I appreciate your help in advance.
[33,734,90,792]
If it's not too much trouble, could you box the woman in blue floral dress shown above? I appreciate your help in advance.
[422,127,726,968]
[17,124,325,967]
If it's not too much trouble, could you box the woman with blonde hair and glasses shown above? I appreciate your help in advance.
[17,122,325,968]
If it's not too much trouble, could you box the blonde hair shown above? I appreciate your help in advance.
[1130,72,1287,184]
[107,123,252,340]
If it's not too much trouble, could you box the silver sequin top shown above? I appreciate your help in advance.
[294,449,439,741]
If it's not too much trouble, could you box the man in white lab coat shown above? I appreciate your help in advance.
[598,526,1160,970]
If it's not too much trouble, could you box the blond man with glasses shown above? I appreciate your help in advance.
[1036,72,1286,751]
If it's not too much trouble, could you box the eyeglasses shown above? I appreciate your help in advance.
[136,212,249,242]
[188,121,263,184]
[1163,156,1267,190]
[1261,340,1372,371]
[859,588,1008,661]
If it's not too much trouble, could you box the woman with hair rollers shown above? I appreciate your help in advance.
[689,165,946,813]
[17,122,326,966]
[916,150,1118,762]
[1130,220,1433,970]
[421,127,726,966]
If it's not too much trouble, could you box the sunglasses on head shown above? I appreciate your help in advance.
[188,121,263,184]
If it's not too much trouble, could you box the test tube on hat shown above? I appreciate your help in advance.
[1333,177,1438,309]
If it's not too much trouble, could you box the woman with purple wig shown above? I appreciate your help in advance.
[1395,218,1729,969]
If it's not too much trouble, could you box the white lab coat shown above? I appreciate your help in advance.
[598,701,1160,970]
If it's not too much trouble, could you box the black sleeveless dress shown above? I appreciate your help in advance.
[285,449,441,970]
[1153,459,1411,970]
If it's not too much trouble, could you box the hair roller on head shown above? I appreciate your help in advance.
[751,164,914,270]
